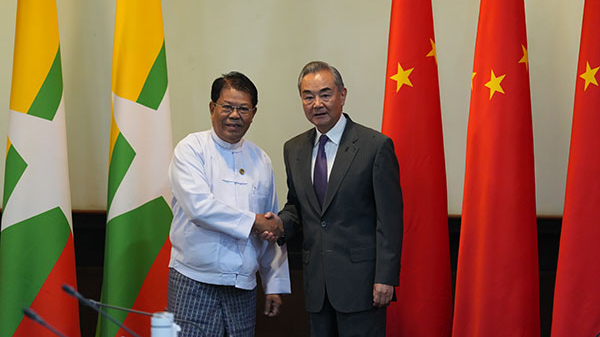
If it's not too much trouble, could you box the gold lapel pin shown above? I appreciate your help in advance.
[239,168,245,175]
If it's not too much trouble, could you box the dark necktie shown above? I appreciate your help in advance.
[314,135,329,207]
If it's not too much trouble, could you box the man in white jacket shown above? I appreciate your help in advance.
[167,71,290,337]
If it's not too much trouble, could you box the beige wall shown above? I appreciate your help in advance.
[0,0,584,214]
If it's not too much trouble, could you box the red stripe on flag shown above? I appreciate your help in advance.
[115,239,171,337]
[14,232,80,337]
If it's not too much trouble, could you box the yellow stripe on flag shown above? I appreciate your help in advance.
[9,0,60,114]
[108,102,120,164]
[112,0,165,101]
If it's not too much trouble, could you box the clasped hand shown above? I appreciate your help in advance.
[253,212,283,243]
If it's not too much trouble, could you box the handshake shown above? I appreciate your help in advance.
[253,212,283,243]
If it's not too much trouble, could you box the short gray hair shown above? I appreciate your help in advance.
[297,61,345,94]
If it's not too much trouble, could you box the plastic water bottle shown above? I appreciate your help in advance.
[151,312,181,337]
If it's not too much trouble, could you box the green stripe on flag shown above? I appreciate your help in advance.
[107,133,135,210]
[27,48,63,121]
[99,196,172,337]
[3,144,28,209]
[136,42,168,110]
[0,207,71,337]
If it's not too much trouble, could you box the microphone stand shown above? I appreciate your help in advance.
[23,308,68,337]
[62,284,204,336]
[89,300,153,316]
[62,284,141,337]
[88,299,205,336]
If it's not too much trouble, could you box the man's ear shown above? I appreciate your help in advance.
[209,101,216,115]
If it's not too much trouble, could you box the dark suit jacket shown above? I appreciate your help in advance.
[279,114,403,313]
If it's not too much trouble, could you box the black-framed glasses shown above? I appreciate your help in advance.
[214,102,255,115]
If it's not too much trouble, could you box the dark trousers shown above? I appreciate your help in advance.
[167,268,256,337]
[309,292,387,337]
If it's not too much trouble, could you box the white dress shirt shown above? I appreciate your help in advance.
[168,129,290,294]
[311,114,348,182]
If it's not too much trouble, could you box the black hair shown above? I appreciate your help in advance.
[211,71,258,107]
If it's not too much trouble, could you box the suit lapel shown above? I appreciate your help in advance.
[322,119,358,214]
[295,129,322,214]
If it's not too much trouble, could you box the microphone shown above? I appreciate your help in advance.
[62,284,204,336]
[23,308,68,337]
[86,298,205,336]
[61,284,141,337]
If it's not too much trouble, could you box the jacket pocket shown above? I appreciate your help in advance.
[350,247,376,262]
[302,249,310,265]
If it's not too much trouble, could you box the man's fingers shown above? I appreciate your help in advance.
[266,302,280,317]
[372,291,384,307]
[264,295,282,317]
[372,293,390,307]
[264,297,272,315]
[269,304,280,316]
[372,283,394,307]
[259,231,278,243]
[259,231,273,240]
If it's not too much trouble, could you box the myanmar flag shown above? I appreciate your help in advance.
[0,0,80,336]
[551,0,600,335]
[97,0,173,336]
[452,0,539,336]
[381,0,453,336]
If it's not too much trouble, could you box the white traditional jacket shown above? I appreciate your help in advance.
[168,130,290,294]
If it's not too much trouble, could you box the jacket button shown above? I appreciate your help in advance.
[321,221,326,228]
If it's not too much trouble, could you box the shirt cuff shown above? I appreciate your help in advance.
[264,277,292,295]
[235,210,256,240]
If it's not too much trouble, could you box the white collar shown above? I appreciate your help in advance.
[314,114,347,147]
[211,129,244,151]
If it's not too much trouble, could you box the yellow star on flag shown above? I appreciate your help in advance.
[484,69,506,100]
[580,61,599,90]
[426,38,437,64]
[390,62,414,92]
[519,45,529,71]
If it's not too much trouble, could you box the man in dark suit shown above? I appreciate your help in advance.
[272,61,403,336]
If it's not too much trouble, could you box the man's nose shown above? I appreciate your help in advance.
[229,108,242,118]
[314,96,324,107]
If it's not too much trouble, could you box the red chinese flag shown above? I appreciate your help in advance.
[452,0,540,336]
[381,0,452,336]
[551,0,600,335]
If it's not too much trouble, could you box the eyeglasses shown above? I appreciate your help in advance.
[214,102,255,115]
